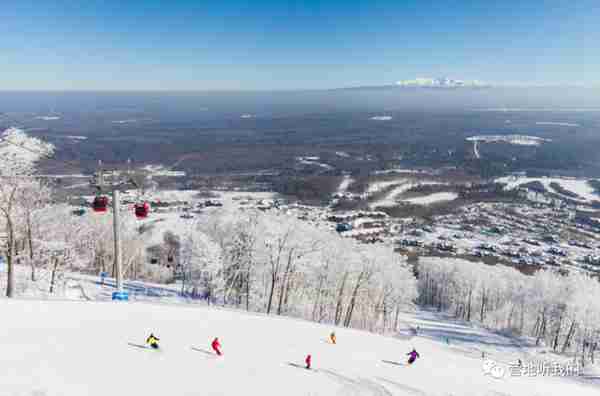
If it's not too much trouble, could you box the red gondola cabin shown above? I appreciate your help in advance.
[92,196,109,212]
[135,202,150,219]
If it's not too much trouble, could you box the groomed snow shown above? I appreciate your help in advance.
[1,298,597,396]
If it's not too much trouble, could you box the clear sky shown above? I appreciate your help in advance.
[0,0,596,90]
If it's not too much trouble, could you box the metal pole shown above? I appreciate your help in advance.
[112,188,123,292]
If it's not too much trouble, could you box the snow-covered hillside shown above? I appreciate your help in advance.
[496,176,600,203]
[2,295,598,396]
[0,127,55,174]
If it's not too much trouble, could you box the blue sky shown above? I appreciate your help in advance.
[0,0,595,90]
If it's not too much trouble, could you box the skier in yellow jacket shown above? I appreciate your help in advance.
[146,333,160,349]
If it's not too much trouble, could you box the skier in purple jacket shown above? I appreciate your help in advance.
[407,348,420,365]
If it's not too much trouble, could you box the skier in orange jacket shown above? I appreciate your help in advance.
[330,332,337,344]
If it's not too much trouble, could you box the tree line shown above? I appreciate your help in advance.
[418,257,600,366]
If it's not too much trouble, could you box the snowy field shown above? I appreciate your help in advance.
[535,122,580,127]
[117,190,278,246]
[63,135,87,141]
[141,164,187,177]
[403,192,458,205]
[1,296,598,396]
[296,156,333,170]
[112,119,138,124]
[372,168,432,175]
[369,182,446,208]
[496,176,600,203]
[35,116,61,121]
[467,135,550,146]
[370,115,392,121]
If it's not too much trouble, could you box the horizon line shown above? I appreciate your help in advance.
[0,84,597,94]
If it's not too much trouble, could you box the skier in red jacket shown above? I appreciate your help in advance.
[305,354,312,369]
[211,337,222,356]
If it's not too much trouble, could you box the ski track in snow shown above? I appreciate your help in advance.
[318,369,393,396]
[375,377,428,396]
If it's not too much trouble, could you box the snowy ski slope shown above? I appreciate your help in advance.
[2,298,598,396]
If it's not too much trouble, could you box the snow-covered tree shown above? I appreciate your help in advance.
[417,256,600,365]
[0,127,54,297]
[192,209,418,334]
